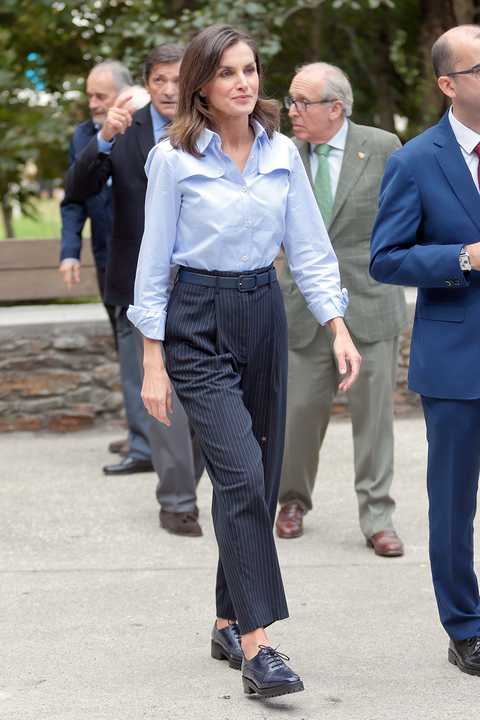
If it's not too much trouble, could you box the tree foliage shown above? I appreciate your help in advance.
[1,0,480,236]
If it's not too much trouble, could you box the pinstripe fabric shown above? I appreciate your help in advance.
[164,266,289,634]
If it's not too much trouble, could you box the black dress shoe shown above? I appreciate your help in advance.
[103,457,154,475]
[242,646,304,697]
[448,636,480,676]
[211,621,243,670]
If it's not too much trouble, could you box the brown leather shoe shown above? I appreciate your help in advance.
[109,438,130,457]
[275,504,304,539]
[367,530,404,557]
[159,509,202,537]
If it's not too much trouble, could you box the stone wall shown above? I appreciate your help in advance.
[0,301,420,433]
[0,314,124,432]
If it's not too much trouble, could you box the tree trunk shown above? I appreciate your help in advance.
[310,4,322,60]
[1,195,15,238]
[371,14,397,133]
[418,0,455,131]
[452,0,476,24]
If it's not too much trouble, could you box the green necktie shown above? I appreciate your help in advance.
[314,144,333,228]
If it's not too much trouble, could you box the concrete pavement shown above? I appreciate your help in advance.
[1,417,479,719]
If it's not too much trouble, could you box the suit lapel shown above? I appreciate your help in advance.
[329,121,369,228]
[434,113,480,234]
[133,103,155,161]
[295,140,313,184]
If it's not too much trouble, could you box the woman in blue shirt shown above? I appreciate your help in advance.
[128,23,361,698]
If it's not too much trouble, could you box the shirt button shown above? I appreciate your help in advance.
[241,186,247,192]
[218,168,223,173]
[250,156,254,161]
[245,221,251,227]
[242,256,248,261]
[259,166,263,171]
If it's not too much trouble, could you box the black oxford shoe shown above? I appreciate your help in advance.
[448,636,480,676]
[103,456,154,475]
[211,621,243,670]
[242,646,304,697]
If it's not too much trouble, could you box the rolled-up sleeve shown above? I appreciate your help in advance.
[127,144,181,339]
[283,147,349,324]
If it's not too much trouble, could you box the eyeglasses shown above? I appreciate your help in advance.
[284,96,336,113]
[444,64,480,80]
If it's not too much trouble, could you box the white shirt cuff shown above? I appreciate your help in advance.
[127,305,167,340]
[308,288,349,325]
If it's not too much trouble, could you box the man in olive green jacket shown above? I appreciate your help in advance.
[277,62,408,555]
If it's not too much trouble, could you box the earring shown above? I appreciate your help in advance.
[199,90,205,97]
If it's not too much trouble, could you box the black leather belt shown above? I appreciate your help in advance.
[178,267,276,292]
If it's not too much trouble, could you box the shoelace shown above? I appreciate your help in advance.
[258,645,290,669]
[467,636,480,651]
[228,622,241,645]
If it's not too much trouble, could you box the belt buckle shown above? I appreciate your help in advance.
[237,274,258,292]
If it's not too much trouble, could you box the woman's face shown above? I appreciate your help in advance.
[202,41,259,122]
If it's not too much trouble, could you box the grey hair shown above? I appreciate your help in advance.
[295,61,353,116]
[90,60,133,93]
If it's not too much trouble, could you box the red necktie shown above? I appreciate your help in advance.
[473,142,480,188]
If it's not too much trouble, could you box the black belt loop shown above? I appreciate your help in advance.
[215,274,220,294]
[269,267,275,288]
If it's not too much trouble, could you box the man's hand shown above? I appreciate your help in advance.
[466,242,480,271]
[326,317,362,392]
[100,91,136,143]
[59,260,81,291]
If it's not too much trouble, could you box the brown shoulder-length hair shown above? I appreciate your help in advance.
[167,24,280,157]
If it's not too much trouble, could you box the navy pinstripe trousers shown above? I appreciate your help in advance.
[164,266,289,634]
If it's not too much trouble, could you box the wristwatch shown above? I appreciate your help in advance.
[459,244,471,272]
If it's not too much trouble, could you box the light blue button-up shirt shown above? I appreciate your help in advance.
[127,121,348,340]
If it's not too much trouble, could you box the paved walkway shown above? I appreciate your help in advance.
[1,417,479,719]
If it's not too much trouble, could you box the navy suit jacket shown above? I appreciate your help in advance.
[60,119,113,270]
[370,110,480,400]
[65,104,154,307]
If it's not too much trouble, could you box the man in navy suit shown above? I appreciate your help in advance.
[67,45,204,536]
[61,61,153,465]
[60,61,132,318]
[370,24,480,676]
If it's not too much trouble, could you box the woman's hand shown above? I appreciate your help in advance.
[141,337,173,425]
[326,317,362,392]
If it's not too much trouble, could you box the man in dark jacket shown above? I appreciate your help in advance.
[60,60,152,463]
[66,45,204,536]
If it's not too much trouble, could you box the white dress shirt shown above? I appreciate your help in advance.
[127,121,348,340]
[309,117,348,200]
[449,107,480,193]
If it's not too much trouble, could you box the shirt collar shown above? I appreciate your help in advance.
[449,106,480,154]
[196,119,270,154]
[309,117,348,155]
[149,103,170,132]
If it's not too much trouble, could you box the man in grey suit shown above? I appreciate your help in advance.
[276,62,408,555]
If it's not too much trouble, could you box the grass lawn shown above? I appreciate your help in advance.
[2,196,91,239]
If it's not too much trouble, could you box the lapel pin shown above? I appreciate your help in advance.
[358,152,365,159]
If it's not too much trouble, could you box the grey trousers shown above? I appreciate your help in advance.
[131,321,204,514]
[115,307,151,462]
[279,324,399,539]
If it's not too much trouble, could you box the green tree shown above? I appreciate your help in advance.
[2,0,480,238]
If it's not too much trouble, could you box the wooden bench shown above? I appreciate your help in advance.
[0,239,99,302]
